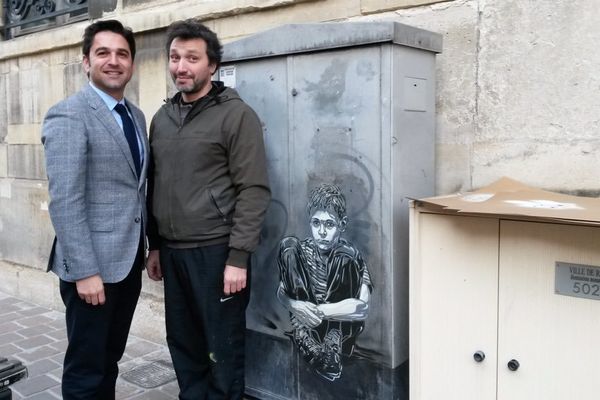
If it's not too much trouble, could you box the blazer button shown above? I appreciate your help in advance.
[134,217,141,223]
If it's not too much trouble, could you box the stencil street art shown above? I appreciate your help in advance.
[276,184,373,381]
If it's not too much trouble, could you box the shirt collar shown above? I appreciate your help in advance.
[88,81,125,110]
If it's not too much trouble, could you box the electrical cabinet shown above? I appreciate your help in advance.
[410,187,600,399]
[220,22,442,399]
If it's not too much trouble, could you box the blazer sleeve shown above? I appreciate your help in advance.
[146,117,161,250]
[41,101,101,280]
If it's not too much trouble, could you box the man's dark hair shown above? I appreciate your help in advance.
[82,20,136,61]
[165,19,223,71]
[307,184,347,220]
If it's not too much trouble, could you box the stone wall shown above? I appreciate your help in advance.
[1,0,599,343]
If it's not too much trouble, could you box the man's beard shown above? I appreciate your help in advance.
[173,75,209,95]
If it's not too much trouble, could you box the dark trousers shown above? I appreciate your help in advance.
[161,243,250,400]
[60,248,143,400]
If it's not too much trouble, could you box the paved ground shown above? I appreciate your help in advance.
[0,290,178,399]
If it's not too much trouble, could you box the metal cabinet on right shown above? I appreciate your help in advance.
[221,22,442,399]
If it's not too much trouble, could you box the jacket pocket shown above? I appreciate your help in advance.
[208,188,227,220]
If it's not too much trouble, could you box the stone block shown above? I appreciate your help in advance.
[362,0,453,14]
[66,46,84,65]
[14,334,54,350]
[48,338,67,352]
[7,73,21,125]
[8,59,18,74]
[40,64,66,118]
[130,294,166,344]
[115,379,144,399]
[126,0,321,34]
[136,29,166,52]
[0,321,20,335]
[16,267,58,310]
[8,144,46,179]
[0,261,21,297]
[124,0,159,8]
[89,0,118,18]
[122,338,162,358]
[10,373,60,396]
[16,54,32,71]
[7,70,41,124]
[45,329,66,341]
[17,315,54,329]
[0,332,23,347]
[472,141,600,192]
[476,1,600,145]
[63,62,87,98]
[1,21,84,62]
[0,343,20,356]
[0,74,6,142]
[435,142,471,194]
[17,325,48,338]
[125,65,140,107]
[213,0,362,41]
[49,47,69,67]
[0,180,54,269]
[137,48,168,127]
[19,307,51,317]
[0,144,7,177]
[23,358,61,378]
[6,124,41,145]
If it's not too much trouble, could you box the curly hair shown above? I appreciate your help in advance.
[165,19,223,71]
[306,184,346,220]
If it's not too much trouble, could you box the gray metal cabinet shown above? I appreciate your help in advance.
[220,22,441,400]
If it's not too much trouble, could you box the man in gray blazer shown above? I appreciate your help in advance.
[41,20,148,399]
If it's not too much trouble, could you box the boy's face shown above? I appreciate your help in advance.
[310,210,346,253]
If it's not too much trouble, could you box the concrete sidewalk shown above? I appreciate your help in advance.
[0,290,178,399]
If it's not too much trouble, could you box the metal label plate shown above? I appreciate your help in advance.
[555,262,600,300]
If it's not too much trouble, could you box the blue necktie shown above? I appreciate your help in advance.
[114,103,141,177]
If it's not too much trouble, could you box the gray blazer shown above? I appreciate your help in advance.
[42,84,149,283]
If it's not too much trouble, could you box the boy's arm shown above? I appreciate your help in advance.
[277,283,323,328]
[316,283,371,321]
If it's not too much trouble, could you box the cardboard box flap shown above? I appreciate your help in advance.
[416,177,600,223]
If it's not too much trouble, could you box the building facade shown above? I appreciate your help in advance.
[1,0,599,342]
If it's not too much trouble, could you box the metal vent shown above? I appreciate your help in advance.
[121,360,176,389]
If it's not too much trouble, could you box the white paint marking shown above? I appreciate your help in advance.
[504,199,583,210]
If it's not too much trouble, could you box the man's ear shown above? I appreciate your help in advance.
[82,56,90,76]
[210,63,217,76]
[339,216,348,232]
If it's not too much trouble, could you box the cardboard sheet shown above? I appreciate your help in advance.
[414,177,600,225]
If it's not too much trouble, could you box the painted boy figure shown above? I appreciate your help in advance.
[277,184,373,381]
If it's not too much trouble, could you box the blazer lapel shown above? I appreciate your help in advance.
[83,85,138,178]
[127,101,149,188]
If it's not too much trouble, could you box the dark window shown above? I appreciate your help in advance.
[3,0,88,40]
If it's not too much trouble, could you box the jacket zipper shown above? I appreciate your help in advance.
[168,110,182,239]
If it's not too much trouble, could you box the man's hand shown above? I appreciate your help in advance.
[76,274,105,306]
[223,265,246,296]
[289,300,324,328]
[146,250,162,281]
